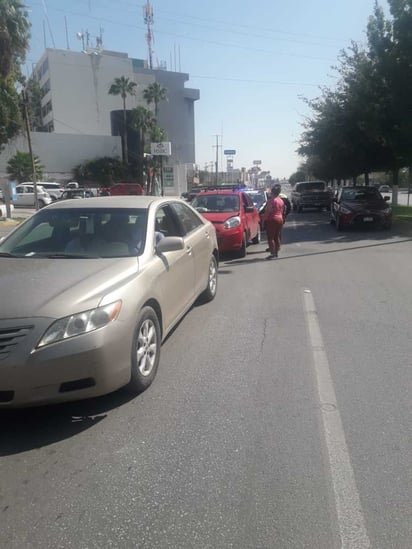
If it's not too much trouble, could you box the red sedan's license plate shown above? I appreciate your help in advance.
[363,216,373,222]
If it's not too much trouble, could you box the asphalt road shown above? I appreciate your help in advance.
[1,211,412,548]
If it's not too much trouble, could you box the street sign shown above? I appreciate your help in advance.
[151,142,172,156]
[253,160,262,165]
[224,149,236,155]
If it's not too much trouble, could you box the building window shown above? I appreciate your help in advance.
[41,100,52,118]
[37,58,49,81]
[41,79,50,97]
[47,121,54,132]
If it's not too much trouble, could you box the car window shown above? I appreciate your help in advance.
[342,188,380,201]
[242,193,253,209]
[296,182,326,192]
[192,194,239,212]
[14,222,54,247]
[170,202,203,235]
[155,206,181,238]
[0,208,148,258]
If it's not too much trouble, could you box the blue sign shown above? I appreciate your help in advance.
[224,149,236,155]
[10,181,17,200]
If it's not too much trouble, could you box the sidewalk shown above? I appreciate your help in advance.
[0,208,34,238]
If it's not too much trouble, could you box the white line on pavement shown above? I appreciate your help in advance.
[303,288,371,549]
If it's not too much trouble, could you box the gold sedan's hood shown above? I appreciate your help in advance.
[0,257,139,319]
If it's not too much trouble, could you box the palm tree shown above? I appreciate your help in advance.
[143,82,167,119]
[0,0,31,79]
[7,150,43,182]
[131,106,156,189]
[108,76,137,163]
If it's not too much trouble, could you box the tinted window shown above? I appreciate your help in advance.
[0,208,148,258]
[192,194,240,212]
[171,202,203,235]
[155,206,181,238]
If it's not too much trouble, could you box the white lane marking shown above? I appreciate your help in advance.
[303,289,371,549]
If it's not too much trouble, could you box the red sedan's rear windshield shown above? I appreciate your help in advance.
[192,194,240,213]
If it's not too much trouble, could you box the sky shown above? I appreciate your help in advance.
[25,0,389,179]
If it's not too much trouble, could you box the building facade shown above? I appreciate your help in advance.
[0,47,199,182]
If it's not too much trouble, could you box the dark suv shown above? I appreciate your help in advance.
[291,180,332,212]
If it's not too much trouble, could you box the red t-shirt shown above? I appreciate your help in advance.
[265,196,285,221]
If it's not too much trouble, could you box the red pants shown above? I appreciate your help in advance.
[266,218,283,255]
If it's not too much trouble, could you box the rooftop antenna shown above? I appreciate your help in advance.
[64,17,70,50]
[143,0,154,69]
[76,31,85,51]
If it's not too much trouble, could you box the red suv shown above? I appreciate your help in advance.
[191,186,260,257]
[102,183,145,196]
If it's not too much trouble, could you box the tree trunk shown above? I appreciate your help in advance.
[123,97,128,164]
[364,172,369,186]
[352,176,357,186]
[392,168,399,207]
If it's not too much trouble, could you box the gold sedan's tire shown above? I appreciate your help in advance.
[126,306,161,394]
[199,255,218,303]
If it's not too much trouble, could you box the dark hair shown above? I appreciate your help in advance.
[271,185,280,197]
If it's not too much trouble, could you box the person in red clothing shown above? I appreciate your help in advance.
[264,185,285,259]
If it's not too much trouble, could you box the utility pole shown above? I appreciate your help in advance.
[212,135,221,186]
[21,90,39,210]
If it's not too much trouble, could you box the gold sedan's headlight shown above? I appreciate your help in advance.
[37,301,122,348]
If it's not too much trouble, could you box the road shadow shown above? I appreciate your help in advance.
[0,388,136,456]
[221,212,412,267]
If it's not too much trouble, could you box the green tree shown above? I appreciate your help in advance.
[6,150,43,182]
[143,82,167,119]
[0,0,30,79]
[108,76,137,164]
[131,106,155,189]
[0,75,20,146]
[0,1,31,149]
[73,156,127,187]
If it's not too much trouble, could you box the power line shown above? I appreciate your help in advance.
[28,2,337,63]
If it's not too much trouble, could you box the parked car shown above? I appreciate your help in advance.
[291,180,332,212]
[330,186,392,230]
[0,196,218,407]
[60,188,94,200]
[33,182,64,201]
[12,184,52,208]
[378,185,391,193]
[191,186,260,257]
[104,182,145,196]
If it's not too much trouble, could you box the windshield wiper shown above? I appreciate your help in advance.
[0,252,17,257]
[43,253,96,258]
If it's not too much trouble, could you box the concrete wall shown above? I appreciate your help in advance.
[0,132,122,182]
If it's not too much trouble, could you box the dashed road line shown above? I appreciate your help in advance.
[303,288,371,549]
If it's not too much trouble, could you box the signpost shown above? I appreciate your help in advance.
[253,160,262,165]
[224,149,236,155]
[150,142,172,195]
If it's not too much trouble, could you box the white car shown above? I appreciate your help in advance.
[34,182,65,200]
[12,184,52,208]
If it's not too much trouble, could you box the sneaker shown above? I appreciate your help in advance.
[265,247,270,252]
[266,254,275,260]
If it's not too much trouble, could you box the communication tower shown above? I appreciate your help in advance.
[143,0,154,69]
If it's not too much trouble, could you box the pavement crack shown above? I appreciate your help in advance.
[260,318,268,353]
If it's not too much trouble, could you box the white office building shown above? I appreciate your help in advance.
[0,47,199,182]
